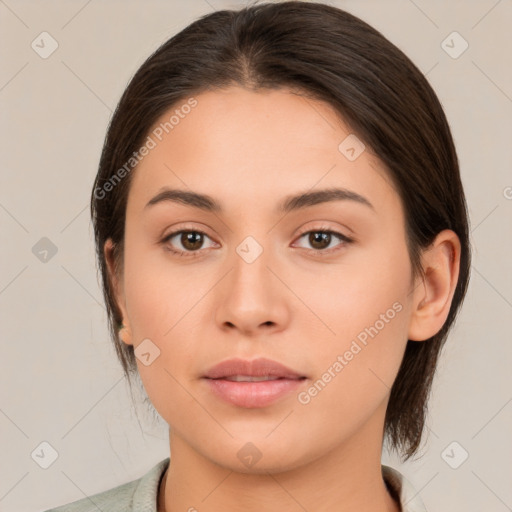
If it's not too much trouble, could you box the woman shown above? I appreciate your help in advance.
[45,1,471,511]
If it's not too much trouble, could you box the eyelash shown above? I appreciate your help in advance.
[161,227,354,259]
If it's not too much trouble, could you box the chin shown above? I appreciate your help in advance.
[201,437,316,475]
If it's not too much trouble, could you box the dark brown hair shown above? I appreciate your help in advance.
[91,0,471,461]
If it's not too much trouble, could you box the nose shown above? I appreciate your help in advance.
[213,242,290,337]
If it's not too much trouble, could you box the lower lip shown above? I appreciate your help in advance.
[203,377,305,408]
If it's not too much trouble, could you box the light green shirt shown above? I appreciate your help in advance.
[43,458,428,512]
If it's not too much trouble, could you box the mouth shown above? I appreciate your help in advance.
[202,357,306,380]
[215,375,306,382]
[202,358,307,408]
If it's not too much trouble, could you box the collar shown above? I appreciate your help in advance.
[382,464,429,512]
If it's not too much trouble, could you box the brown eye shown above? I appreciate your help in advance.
[162,229,217,257]
[293,229,354,254]
[308,232,332,250]
[180,231,204,251]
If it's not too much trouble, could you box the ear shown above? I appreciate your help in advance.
[104,238,133,346]
[408,229,461,342]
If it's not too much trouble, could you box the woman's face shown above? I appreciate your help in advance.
[108,86,419,472]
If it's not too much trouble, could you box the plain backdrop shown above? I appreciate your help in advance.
[0,1,511,511]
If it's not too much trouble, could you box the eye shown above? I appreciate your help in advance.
[161,229,217,257]
[161,227,354,258]
[292,228,354,255]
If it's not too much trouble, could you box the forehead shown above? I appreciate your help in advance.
[126,86,399,217]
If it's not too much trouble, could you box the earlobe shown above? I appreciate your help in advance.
[408,229,461,342]
[104,238,133,346]
[118,323,133,346]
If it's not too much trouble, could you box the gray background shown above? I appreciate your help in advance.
[1,0,511,511]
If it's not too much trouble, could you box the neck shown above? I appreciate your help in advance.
[158,401,400,512]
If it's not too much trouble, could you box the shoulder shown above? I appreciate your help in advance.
[382,464,429,512]
[42,458,170,512]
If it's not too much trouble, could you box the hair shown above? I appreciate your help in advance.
[90,0,471,461]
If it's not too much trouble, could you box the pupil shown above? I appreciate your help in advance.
[310,232,330,249]
[182,232,203,250]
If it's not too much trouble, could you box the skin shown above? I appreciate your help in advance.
[105,86,461,512]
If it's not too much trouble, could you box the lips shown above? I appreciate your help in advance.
[202,357,307,408]
[202,357,306,380]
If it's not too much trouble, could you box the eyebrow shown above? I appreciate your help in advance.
[144,186,375,214]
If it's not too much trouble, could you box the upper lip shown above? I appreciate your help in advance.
[203,357,306,380]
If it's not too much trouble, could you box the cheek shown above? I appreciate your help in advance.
[296,235,412,394]
[121,237,209,414]
[296,234,412,340]
[294,290,411,446]
[122,231,193,338]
